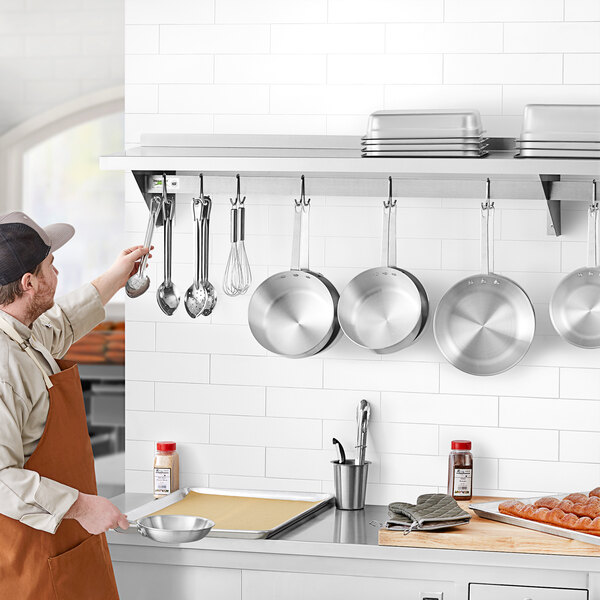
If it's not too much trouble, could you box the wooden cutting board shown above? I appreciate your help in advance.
[378,496,600,556]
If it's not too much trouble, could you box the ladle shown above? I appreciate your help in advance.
[156,181,179,315]
[126,194,161,298]
[184,175,208,318]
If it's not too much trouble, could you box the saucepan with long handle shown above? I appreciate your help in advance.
[248,177,339,358]
[338,177,428,353]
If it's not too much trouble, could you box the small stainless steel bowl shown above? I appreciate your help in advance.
[137,515,214,543]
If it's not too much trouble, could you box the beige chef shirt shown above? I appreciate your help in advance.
[0,282,105,534]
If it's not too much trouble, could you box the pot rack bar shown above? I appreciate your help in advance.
[100,134,600,236]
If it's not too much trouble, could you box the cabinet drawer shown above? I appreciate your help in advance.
[470,583,588,600]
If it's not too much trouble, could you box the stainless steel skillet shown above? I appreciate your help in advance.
[550,180,600,348]
[338,178,428,353]
[248,179,339,358]
[433,180,535,375]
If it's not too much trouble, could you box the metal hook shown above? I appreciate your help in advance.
[481,177,493,210]
[383,176,396,208]
[300,174,310,206]
[198,173,205,200]
[592,179,598,211]
[234,173,246,206]
[229,174,246,207]
[161,173,168,203]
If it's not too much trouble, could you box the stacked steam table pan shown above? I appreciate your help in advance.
[515,104,600,159]
[362,109,488,158]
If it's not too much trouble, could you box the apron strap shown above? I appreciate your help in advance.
[0,316,53,389]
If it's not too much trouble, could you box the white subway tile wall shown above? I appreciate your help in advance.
[123,0,600,502]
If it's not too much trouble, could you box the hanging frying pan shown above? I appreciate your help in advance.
[338,178,429,354]
[550,180,600,348]
[433,180,535,376]
[248,178,339,358]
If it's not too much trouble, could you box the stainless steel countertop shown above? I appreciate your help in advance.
[107,493,600,572]
[110,493,388,546]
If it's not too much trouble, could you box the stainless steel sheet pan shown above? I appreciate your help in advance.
[520,104,600,141]
[362,136,487,144]
[120,487,334,540]
[363,150,488,158]
[516,140,600,150]
[362,142,489,151]
[516,148,600,159]
[366,109,484,138]
[470,496,600,547]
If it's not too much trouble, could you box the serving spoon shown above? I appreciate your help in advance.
[156,193,179,315]
[200,195,216,316]
[184,176,208,317]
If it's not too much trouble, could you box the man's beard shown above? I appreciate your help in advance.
[25,279,55,324]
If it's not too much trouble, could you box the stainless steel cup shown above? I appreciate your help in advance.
[332,460,370,510]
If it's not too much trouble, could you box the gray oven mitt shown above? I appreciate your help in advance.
[386,493,471,534]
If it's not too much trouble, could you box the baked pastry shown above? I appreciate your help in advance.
[564,493,589,504]
[534,495,600,519]
[498,499,600,535]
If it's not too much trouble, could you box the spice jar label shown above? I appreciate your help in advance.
[154,467,172,496]
[453,468,472,497]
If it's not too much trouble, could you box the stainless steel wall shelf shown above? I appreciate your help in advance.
[100,134,600,236]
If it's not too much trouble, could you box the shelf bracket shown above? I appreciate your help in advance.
[132,171,178,227]
[540,174,561,237]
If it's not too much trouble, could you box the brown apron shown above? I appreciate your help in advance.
[0,317,119,599]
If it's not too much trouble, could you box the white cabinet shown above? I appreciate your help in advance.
[469,583,588,600]
[113,562,241,600]
[242,570,452,600]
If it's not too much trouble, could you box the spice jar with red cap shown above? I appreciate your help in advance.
[447,440,473,501]
[153,441,180,498]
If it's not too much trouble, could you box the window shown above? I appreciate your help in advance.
[22,112,124,299]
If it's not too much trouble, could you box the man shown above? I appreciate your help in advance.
[0,211,149,599]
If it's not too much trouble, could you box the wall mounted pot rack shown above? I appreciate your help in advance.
[99,134,600,236]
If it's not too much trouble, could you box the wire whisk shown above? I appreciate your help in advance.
[223,174,252,296]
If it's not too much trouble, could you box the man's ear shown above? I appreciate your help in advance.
[20,273,34,294]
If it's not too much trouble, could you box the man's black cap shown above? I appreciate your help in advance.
[0,212,74,285]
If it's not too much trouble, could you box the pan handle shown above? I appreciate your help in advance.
[291,200,302,271]
[300,197,310,271]
[480,204,489,275]
[381,176,397,268]
[589,180,598,269]
[480,179,494,275]
[596,181,599,268]
[389,201,397,267]
[291,176,310,271]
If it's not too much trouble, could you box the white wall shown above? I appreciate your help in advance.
[123,0,600,504]
[0,0,124,135]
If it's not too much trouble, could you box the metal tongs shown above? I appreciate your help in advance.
[125,182,163,298]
